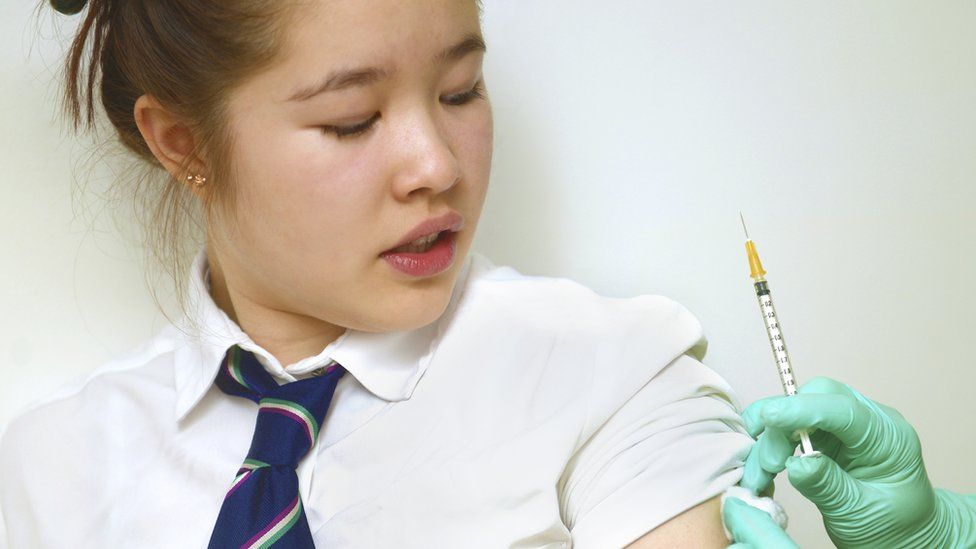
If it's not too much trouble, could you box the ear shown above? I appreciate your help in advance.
[134,94,208,198]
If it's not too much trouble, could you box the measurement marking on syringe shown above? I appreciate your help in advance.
[740,213,817,455]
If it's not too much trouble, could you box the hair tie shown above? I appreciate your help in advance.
[50,0,89,15]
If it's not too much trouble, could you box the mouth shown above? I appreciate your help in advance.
[380,229,456,256]
[379,229,458,277]
[380,211,465,256]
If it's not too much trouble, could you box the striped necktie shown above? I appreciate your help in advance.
[208,344,346,548]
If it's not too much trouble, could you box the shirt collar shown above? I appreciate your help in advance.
[171,245,476,423]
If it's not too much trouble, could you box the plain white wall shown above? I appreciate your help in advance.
[3,2,974,547]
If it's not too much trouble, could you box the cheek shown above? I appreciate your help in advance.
[257,123,377,201]
[464,107,493,165]
[457,108,493,188]
[230,129,381,255]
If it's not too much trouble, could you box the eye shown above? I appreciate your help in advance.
[320,112,381,140]
[320,80,487,141]
[443,80,487,107]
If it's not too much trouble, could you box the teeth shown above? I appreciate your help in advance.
[393,232,441,253]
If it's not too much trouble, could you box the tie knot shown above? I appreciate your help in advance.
[215,345,346,468]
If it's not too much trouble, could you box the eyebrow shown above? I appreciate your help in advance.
[285,33,487,103]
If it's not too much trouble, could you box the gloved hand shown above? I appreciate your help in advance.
[722,496,799,548]
[738,376,976,548]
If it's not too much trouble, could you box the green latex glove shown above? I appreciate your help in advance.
[722,497,799,548]
[739,376,976,548]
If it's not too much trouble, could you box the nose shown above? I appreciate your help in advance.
[390,107,463,200]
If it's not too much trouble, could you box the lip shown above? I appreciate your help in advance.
[380,230,457,277]
[381,211,464,254]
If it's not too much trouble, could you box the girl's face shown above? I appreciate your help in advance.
[211,0,492,334]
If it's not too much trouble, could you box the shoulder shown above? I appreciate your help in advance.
[0,328,179,467]
[460,252,710,412]
[462,251,705,354]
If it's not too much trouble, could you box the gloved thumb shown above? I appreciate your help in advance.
[785,454,859,513]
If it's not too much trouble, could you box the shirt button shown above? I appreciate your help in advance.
[310,367,326,376]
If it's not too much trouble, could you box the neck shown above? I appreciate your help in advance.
[206,248,346,369]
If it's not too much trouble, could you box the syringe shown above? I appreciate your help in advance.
[739,214,818,457]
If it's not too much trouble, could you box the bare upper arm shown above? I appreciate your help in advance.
[624,495,728,548]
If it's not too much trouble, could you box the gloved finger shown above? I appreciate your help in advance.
[808,429,843,461]
[797,376,857,397]
[722,497,800,549]
[740,442,774,494]
[742,376,854,439]
[785,453,860,513]
[742,396,786,438]
[756,425,798,474]
[760,393,873,449]
[740,425,797,493]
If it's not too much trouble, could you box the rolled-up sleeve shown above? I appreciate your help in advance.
[561,351,753,549]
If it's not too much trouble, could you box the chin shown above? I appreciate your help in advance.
[384,288,452,331]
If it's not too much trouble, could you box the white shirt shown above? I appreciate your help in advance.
[0,247,752,549]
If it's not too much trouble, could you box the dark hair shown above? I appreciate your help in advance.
[38,0,484,335]
[35,0,309,335]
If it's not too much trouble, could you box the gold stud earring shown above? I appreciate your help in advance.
[186,174,207,187]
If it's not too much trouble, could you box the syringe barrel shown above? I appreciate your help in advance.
[754,280,798,396]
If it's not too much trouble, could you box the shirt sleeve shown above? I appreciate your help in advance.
[559,343,753,548]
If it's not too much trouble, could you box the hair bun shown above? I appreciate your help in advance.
[50,0,89,15]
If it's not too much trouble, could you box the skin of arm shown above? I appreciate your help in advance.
[625,495,729,548]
